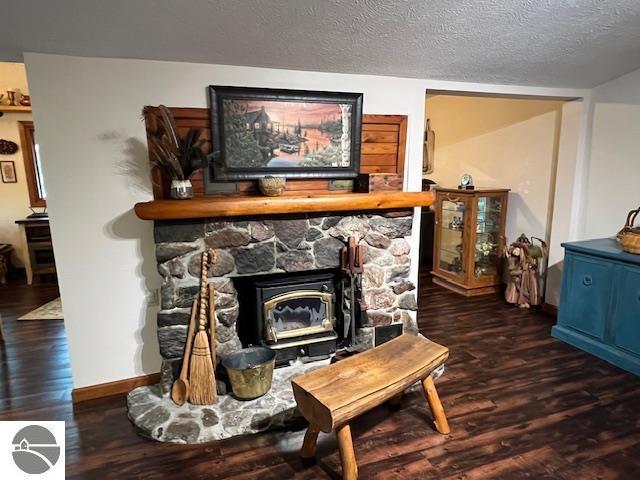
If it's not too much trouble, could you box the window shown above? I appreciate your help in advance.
[18,121,46,207]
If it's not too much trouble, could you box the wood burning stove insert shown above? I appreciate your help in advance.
[236,270,341,366]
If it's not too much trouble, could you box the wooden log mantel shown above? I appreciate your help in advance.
[134,191,435,221]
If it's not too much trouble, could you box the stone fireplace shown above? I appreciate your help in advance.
[127,209,420,443]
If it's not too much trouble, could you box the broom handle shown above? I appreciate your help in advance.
[198,250,209,332]
[180,300,198,381]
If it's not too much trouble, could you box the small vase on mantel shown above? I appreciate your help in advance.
[170,179,193,200]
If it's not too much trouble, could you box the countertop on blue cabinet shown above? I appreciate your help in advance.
[561,237,640,265]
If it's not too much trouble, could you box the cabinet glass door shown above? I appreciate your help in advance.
[438,197,468,278]
[474,196,503,279]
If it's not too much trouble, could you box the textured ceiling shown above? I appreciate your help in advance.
[3,0,640,87]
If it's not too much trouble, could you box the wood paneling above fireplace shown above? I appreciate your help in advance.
[143,107,407,199]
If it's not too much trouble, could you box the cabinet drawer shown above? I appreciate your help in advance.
[561,254,613,340]
[613,266,640,357]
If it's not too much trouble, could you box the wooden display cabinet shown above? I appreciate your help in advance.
[432,188,509,296]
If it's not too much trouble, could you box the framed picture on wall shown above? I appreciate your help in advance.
[0,161,17,183]
[207,86,363,183]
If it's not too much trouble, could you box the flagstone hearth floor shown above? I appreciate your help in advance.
[1,275,639,479]
[127,360,329,444]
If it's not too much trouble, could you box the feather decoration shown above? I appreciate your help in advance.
[147,105,207,180]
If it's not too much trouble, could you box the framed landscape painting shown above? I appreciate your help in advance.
[207,86,363,182]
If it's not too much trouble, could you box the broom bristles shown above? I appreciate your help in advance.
[188,330,217,405]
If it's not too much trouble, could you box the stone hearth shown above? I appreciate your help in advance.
[128,209,420,443]
[128,360,329,443]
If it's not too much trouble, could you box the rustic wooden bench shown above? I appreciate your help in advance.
[292,334,450,479]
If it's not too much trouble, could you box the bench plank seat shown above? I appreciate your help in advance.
[292,334,448,432]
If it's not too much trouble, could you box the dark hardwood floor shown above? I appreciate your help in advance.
[1,275,639,479]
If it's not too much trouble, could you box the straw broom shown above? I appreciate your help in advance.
[188,249,217,405]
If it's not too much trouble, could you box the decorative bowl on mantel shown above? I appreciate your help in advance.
[258,176,286,197]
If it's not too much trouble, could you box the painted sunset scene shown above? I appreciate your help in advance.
[222,99,352,168]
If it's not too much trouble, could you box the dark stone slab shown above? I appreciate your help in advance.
[215,293,236,309]
[201,409,219,428]
[374,323,404,346]
[313,237,344,268]
[156,243,199,263]
[305,228,324,241]
[188,250,235,277]
[160,282,176,310]
[137,405,171,432]
[158,326,187,358]
[321,216,341,230]
[166,258,186,279]
[276,251,315,272]
[158,310,191,327]
[164,421,201,443]
[205,228,251,249]
[155,220,205,243]
[175,285,200,308]
[209,277,235,294]
[249,221,275,241]
[273,219,308,249]
[233,243,275,274]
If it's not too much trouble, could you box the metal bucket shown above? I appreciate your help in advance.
[222,347,276,400]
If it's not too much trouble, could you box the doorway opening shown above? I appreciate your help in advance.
[0,61,61,322]
[419,90,580,301]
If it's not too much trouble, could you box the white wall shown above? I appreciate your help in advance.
[0,62,32,267]
[583,69,640,239]
[25,53,588,388]
[545,100,584,306]
[425,95,566,245]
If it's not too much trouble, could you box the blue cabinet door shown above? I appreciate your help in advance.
[613,266,640,357]
[562,254,614,340]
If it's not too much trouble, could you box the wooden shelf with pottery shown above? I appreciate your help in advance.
[134,191,435,221]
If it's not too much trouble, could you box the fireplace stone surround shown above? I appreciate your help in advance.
[127,209,421,443]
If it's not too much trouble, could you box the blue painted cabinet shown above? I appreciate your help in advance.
[552,238,640,376]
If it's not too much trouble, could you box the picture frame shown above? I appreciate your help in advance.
[207,86,363,184]
[0,161,17,183]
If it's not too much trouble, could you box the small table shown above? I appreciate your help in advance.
[15,217,56,284]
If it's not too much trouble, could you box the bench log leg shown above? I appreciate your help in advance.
[422,376,450,435]
[300,424,320,459]
[336,424,358,480]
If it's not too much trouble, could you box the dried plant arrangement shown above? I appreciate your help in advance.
[147,105,207,181]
